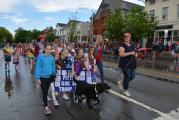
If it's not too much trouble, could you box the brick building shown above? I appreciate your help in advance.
[91,0,143,38]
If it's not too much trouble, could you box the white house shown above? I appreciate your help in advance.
[55,23,67,42]
[145,0,179,46]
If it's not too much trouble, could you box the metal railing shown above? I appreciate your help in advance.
[102,54,179,73]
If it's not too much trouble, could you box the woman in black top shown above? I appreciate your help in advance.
[118,33,138,97]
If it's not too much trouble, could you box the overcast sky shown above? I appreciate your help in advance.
[0,0,144,34]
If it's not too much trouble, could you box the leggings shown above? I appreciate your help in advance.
[40,78,51,107]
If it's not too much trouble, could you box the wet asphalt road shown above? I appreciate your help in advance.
[0,56,178,120]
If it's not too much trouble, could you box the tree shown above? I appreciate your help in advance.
[47,26,54,32]
[105,9,125,41]
[124,7,158,41]
[31,29,41,40]
[45,32,55,42]
[14,28,32,43]
[105,7,158,42]
[0,27,13,43]
[68,20,77,42]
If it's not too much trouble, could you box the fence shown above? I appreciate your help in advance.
[102,54,179,73]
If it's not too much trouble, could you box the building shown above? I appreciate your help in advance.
[91,0,143,38]
[55,23,67,42]
[55,21,90,43]
[75,21,90,43]
[145,0,179,44]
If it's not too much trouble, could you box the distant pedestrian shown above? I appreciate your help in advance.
[12,45,20,71]
[117,33,137,97]
[3,43,13,74]
[27,43,35,73]
[174,42,179,63]
[35,44,56,115]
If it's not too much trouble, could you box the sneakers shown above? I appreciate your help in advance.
[47,96,51,101]
[55,92,59,96]
[44,106,52,115]
[62,93,70,101]
[123,90,131,97]
[117,81,124,91]
[53,100,60,106]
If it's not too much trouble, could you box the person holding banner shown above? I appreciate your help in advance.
[73,48,87,79]
[85,47,97,83]
[3,43,13,74]
[35,44,56,115]
[56,48,73,100]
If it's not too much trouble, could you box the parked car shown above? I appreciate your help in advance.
[138,48,152,60]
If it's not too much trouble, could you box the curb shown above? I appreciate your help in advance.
[103,64,179,84]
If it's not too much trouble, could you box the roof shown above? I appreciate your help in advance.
[122,1,144,10]
[56,23,67,27]
[93,0,144,19]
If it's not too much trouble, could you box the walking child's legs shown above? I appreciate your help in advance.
[49,83,57,101]
[40,78,51,107]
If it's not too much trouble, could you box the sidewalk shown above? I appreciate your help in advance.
[103,61,179,84]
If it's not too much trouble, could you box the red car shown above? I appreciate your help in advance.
[138,48,152,59]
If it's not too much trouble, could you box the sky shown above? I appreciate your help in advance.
[0,0,144,35]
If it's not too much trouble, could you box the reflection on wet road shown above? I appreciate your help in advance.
[0,57,178,120]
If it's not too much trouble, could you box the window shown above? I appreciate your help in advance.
[177,4,179,18]
[162,7,169,20]
[150,0,155,4]
[149,10,155,19]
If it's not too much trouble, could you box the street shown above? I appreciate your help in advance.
[0,56,179,120]
[1,0,179,120]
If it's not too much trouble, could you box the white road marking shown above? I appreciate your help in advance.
[104,67,113,70]
[108,89,176,120]
[154,109,179,120]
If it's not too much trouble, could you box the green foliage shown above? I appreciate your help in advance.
[31,29,41,40]
[68,21,77,42]
[0,27,13,43]
[105,9,124,40]
[14,28,42,43]
[105,7,159,42]
[14,28,32,43]
[47,26,54,32]
[45,32,56,42]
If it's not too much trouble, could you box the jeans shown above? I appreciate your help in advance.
[96,61,104,82]
[40,78,51,107]
[123,68,135,90]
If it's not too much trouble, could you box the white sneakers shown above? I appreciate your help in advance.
[62,93,70,101]
[117,81,131,97]
[47,96,59,106]
[47,96,51,101]
[123,90,131,97]
[53,100,60,106]
[117,81,124,91]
